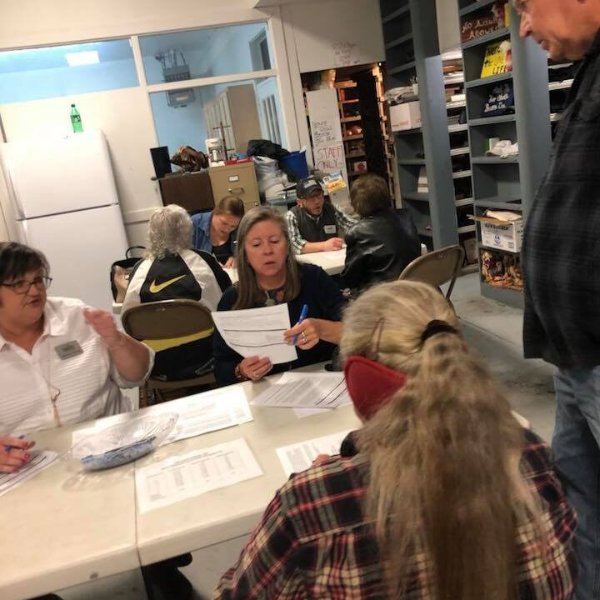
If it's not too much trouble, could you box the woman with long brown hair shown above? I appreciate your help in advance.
[191,195,245,267]
[213,206,344,385]
[215,280,575,599]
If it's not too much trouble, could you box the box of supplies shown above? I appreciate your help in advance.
[475,213,524,253]
[390,101,422,131]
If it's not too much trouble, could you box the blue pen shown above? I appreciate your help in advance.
[293,304,309,345]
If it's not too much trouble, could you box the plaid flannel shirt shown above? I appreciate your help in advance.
[214,428,576,599]
[285,205,358,255]
[522,29,600,367]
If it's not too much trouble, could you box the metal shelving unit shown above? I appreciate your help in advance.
[458,0,552,307]
[379,0,459,250]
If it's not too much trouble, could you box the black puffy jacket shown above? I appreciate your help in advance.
[342,208,421,295]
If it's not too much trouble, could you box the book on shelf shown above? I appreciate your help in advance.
[461,1,509,44]
[480,40,512,77]
[482,82,514,116]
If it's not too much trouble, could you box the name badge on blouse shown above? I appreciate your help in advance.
[55,341,83,360]
[324,225,337,234]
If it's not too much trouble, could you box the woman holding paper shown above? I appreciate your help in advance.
[215,280,576,599]
[213,207,345,385]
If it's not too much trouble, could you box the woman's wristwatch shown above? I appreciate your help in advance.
[234,363,249,382]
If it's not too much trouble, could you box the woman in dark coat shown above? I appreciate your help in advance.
[342,173,421,296]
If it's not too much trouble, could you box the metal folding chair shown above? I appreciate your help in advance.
[121,299,216,406]
[398,244,465,300]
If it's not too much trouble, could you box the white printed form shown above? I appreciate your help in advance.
[276,431,351,477]
[71,387,253,448]
[155,386,253,444]
[211,304,297,364]
[0,451,58,497]
[252,372,350,409]
[135,438,263,513]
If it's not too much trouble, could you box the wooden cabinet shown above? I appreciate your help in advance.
[203,84,262,157]
[335,68,392,187]
[208,161,260,212]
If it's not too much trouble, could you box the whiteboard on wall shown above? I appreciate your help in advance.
[285,0,385,73]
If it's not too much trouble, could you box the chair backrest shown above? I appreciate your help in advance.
[121,299,214,341]
[398,244,465,299]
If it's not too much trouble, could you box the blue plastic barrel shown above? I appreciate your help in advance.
[280,150,309,180]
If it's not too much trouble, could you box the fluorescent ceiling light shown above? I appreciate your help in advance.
[65,51,99,67]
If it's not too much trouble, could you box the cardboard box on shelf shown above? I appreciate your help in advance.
[390,101,422,131]
[475,215,524,252]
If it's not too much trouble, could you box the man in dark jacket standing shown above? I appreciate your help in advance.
[285,177,357,254]
[516,1,600,598]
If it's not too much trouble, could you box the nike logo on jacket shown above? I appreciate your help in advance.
[149,275,186,293]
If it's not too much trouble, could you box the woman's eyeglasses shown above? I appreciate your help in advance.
[0,275,53,295]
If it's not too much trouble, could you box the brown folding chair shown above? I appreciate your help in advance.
[398,244,465,300]
[121,299,216,406]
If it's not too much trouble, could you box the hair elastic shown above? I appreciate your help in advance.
[420,319,458,344]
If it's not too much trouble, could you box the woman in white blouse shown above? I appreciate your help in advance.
[0,241,152,474]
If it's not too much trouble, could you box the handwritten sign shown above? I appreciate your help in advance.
[333,42,359,67]
[314,144,345,172]
[312,119,340,146]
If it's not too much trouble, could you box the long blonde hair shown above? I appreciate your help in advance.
[341,281,543,600]
[233,207,301,309]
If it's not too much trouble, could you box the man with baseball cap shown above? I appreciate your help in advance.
[285,176,357,254]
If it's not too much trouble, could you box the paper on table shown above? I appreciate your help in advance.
[71,386,253,448]
[252,372,348,409]
[0,450,58,497]
[211,304,297,364]
[296,248,345,265]
[135,438,263,512]
[276,430,351,477]
[153,386,253,444]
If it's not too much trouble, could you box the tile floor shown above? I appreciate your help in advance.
[57,273,558,600]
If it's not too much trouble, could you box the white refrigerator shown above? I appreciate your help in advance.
[0,130,129,312]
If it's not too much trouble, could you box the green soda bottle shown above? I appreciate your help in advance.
[70,103,83,133]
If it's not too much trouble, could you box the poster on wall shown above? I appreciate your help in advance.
[305,89,348,184]
[311,119,340,147]
[313,144,345,172]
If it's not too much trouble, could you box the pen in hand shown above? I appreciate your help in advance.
[0,433,35,454]
[293,304,309,345]
[4,434,25,453]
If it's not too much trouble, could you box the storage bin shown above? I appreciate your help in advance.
[280,150,309,180]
